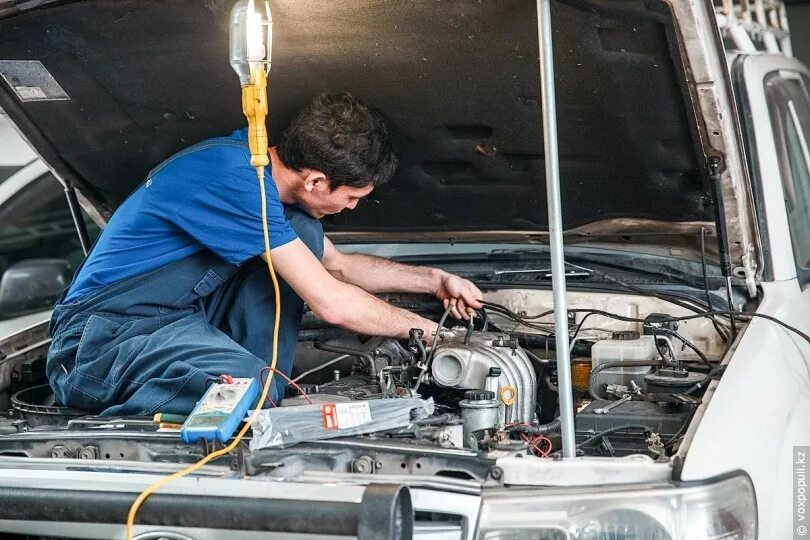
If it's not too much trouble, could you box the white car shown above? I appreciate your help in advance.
[0,1,806,539]
[0,115,99,338]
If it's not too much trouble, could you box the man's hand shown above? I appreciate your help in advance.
[434,273,483,320]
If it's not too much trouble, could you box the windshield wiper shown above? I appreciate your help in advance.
[486,249,725,290]
[492,267,591,278]
[390,248,728,302]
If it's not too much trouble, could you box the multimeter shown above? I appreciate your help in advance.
[180,377,260,444]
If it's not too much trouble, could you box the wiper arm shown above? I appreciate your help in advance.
[492,267,592,278]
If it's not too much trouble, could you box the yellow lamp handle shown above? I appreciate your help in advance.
[242,67,270,169]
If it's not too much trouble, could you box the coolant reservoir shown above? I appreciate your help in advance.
[591,331,657,391]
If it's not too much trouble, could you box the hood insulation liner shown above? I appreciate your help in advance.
[0,0,709,233]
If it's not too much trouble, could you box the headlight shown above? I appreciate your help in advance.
[477,473,756,540]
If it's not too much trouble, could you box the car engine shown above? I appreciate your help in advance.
[287,328,536,424]
[0,291,724,469]
[276,294,720,459]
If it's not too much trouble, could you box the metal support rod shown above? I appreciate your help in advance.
[63,183,91,255]
[536,0,575,458]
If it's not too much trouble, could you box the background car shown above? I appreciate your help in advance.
[0,113,98,338]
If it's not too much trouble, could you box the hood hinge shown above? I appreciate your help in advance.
[740,243,758,299]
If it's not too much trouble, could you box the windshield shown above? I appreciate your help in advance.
[0,168,99,320]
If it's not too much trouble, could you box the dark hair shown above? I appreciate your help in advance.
[277,93,398,189]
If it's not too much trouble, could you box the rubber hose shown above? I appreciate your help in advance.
[508,417,561,435]
[685,365,726,395]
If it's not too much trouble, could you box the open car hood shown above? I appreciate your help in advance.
[0,0,759,271]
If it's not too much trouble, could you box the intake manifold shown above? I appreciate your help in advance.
[430,328,537,424]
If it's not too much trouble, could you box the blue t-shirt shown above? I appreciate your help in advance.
[63,129,299,303]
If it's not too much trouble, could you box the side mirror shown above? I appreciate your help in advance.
[0,259,70,318]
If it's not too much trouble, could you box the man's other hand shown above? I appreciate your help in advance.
[435,273,483,320]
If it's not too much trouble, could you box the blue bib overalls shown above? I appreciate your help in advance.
[46,207,323,416]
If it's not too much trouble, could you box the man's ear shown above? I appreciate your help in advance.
[303,170,328,193]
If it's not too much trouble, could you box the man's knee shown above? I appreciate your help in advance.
[284,206,324,259]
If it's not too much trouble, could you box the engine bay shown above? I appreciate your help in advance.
[283,288,725,461]
[0,285,732,479]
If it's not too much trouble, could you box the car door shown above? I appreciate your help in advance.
[687,54,810,539]
[735,54,810,283]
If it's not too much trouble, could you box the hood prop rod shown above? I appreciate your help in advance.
[537,0,576,458]
[708,156,737,340]
[62,182,91,256]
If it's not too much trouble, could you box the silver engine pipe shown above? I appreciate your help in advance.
[429,328,537,424]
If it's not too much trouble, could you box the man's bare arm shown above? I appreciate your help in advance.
[265,239,438,341]
[321,237,483,319]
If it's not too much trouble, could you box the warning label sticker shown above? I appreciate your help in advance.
[322,402,372,430]
[0,60,70,102]
[15,86,47,100]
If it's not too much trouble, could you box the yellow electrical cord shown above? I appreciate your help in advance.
[126,67,278,539]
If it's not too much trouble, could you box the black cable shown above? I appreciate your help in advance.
[483,268,732,342]
[430,304,454,357]
[564,261,727,322]
[482,302,578,336]
[481,301,554,322]
[485,300,666,338]
[464,316,475,344]
[476,308,489,332]
[483,308,556,333]
[654,328,712,368]
[483,300,810,388]
[483,301,810,353]
[413,334,427,365]
[685,365,726,395]
[663,406,699,449]
[569,311,596,343]
[592,308,810,349]
[577,424,653,449]
[653,327,714,369]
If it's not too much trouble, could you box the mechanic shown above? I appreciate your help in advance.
[46,93,483,416]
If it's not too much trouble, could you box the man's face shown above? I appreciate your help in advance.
[296,172,374,218]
